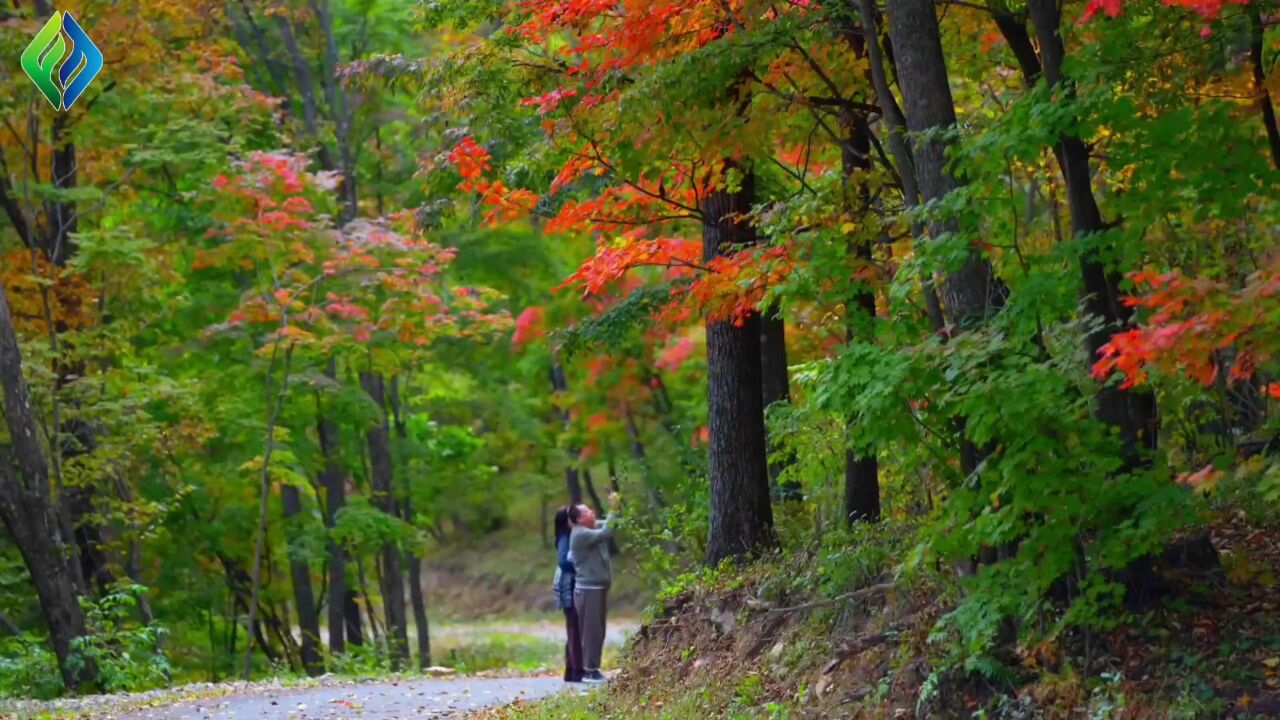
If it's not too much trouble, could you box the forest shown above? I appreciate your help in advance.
[0,0,1278,717]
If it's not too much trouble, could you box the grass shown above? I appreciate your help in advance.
[436,631,562,674]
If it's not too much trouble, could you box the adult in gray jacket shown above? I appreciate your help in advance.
[568,500,614,682]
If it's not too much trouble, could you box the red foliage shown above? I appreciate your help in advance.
[447,137,539,226]
[1082,0,1248,24]
[513,306,547,348]
[655,335,697,372]
[1092,264,1280,391]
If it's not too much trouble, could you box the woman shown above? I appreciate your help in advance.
[553,506,584,683]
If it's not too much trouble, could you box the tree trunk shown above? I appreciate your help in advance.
[582,469,620,554]
[0,284,96,691]
[388,378,430,670]
[45,111,115,599]
[281,481,323,676]
[998,0,1156,458]
[317,359,348,655]
[399,502,430,671]
[243,341,294,679]
[839,94,882,524]
[112,473,159,661]
[404,536,431,670]
[702,165,777,564]
[760,304,798,500]
[273,14,336,172]
[884,0,1006,334]
[582,467,606,512]
[343,590,364,647]
[884,0,1006,481]
[310,0,359,221]
[854,0,946,332]
[550,361,583,505]
[1250,10,1280,172]
[359,371,408,669]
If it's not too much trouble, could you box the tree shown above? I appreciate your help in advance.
[0,285,96,690]
[701,163,777,563]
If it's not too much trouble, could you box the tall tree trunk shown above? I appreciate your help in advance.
[760,304,798,500]
[884,0,1006,335]
[311,0,358,221]
[317,359,348,655]
[853,0,946,332]
[884,0,1007,482]
[281,481,323,676]
[402,529,431,669]
[359,371,408,669]
[242,341,295,679]
[388,378,430,670]
[1250,10,1280,172]
[550,361,583,505]
[112,474,158,641]
[46,109,114,597]
[702,164,777,564]
[996,1,1156,458]
[343,589,364,647]
[839,92,882,523]
[273,14,335,172]
[0,284,96,691]
[582,467,606,513]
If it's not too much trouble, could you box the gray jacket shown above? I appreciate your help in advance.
[569,518,613,589]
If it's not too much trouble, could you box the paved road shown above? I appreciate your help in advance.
[113,676,569,720]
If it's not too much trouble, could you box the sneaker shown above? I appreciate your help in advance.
[582,670,607,683]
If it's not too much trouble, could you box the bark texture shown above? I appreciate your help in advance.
[281,481,323,676]
[359,372,409,668]
[702,165,777,564]
[997,0,1156,458]
[317,360,349,654]
[760,304,798,500]
[839,97,881,524]
[0,285,96,691]
[884,0,1006,331]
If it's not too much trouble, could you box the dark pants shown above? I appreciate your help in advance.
[563,607,583,681]
[575,587,608,672]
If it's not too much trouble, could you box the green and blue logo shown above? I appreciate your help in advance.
[20,11,102,111]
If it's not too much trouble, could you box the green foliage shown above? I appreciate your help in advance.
[0,637,62,700]
[332,498,425,557]
[0,587,169,699]
[439,633,561,674]
[70,587,171,695]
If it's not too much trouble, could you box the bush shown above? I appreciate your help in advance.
[0,635,63,699]
[71,585,172,694]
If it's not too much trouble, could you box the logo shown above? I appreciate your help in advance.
[20,11,102,111]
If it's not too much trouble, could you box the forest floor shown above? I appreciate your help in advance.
[465,510,1280,719]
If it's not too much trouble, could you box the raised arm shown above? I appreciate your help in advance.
[573,518,614,548]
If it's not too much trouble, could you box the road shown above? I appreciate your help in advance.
[112,676,570,720]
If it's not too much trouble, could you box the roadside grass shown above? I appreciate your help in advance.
[437,631,562,674]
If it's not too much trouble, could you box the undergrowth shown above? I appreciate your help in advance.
[472,500,1280,720]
